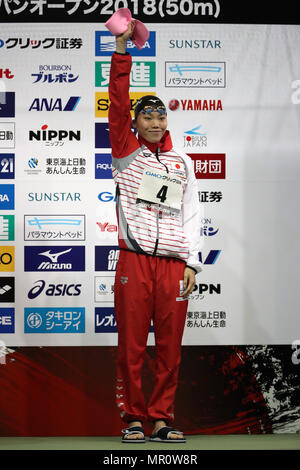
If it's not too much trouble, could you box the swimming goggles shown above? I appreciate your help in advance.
[140,105,167,115]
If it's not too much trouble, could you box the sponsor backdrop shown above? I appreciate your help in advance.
[0,1,299,435]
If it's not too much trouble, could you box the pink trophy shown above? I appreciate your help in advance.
[104,7,149,50]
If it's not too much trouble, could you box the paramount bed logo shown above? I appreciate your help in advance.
[165,62,226,88]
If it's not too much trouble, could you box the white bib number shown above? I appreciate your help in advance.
[136,167,183,211]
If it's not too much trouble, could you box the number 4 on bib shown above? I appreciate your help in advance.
[137,167,184,212]
[156,185,168,203]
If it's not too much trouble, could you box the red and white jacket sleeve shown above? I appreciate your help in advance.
[108,52,139,159]
[181,152,203,274]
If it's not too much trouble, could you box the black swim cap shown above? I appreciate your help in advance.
[134,95,167,119]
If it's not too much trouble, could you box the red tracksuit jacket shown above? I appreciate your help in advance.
[108,52,202,274]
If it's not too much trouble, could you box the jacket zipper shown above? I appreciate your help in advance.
[155,147,169,174]
[153,148,169,256]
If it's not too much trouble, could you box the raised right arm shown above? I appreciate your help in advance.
[108,24,139,159]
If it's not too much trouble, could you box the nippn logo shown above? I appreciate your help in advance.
[0,246,14,271]
[95,92,156,118]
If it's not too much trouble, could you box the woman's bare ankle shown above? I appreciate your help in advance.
[128,420,142,428]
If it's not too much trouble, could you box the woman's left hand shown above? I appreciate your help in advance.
[182,267,196,298]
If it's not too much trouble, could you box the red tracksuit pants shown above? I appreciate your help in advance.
[114,249,188,424]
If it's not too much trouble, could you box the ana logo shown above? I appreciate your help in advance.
[29,96,81,111]
[95,31,156,57]
[24,246,85,271]
[28,280,82,299]
[198,250,221,265]
[0,154,14,179]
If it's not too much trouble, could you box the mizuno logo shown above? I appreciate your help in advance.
[38,248,72,262]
